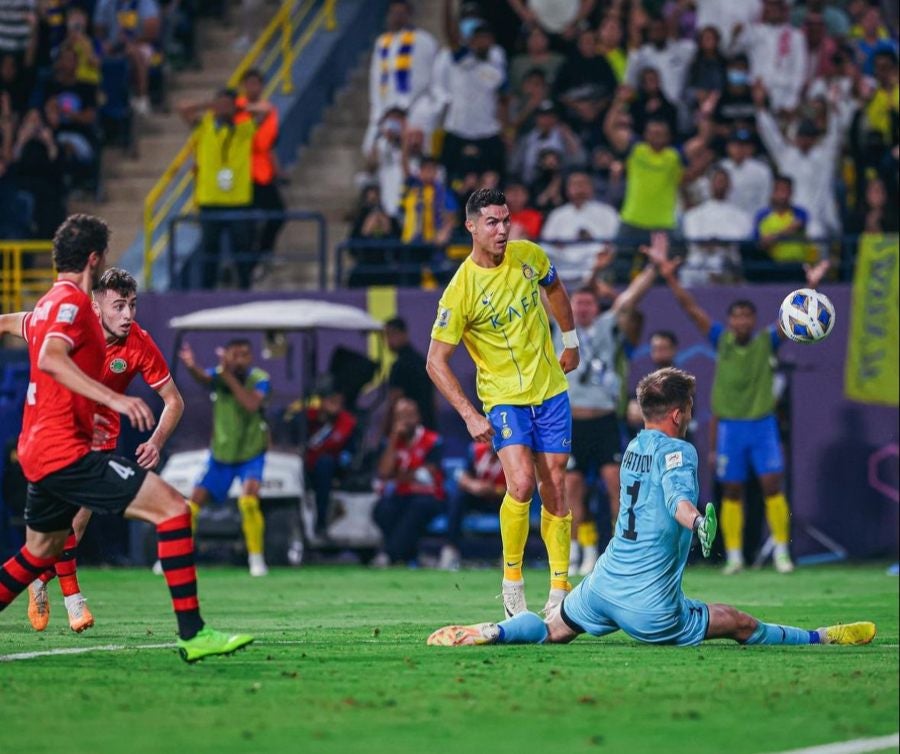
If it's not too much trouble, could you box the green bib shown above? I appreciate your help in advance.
[210,366,269,463]
[711,330,776,419]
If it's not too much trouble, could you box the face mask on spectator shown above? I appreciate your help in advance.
[727,69,749,87]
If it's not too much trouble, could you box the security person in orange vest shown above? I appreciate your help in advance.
[236,68,285,274]
[177,89,273,289]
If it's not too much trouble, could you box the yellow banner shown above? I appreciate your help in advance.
[845,233,900,406]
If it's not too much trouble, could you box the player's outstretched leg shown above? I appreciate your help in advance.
[428,611,550,647]
[128,473,254,662]
[706,603,876,646]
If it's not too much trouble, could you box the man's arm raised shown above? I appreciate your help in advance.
[426,339,494,443]
[646,235,713,337]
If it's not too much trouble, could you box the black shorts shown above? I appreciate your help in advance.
[569,414,623,473]
[25,451,148,533]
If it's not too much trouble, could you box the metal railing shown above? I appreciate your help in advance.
[167,209,328,290]
[142,0,338,290]
[335,235,879,288]
[0,242,55,314]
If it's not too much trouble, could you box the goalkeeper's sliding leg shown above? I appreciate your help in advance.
[427,596,876,648]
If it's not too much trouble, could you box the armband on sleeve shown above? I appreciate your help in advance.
[538,264,558,287]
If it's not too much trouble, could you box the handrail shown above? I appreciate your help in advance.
[167,209,329,290]
[142,0,339,291]
[0,241,55,314]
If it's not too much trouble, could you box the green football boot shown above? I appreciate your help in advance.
[177,627,255,663]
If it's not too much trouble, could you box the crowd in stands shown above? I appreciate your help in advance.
[0,0,201,240]
[351,0,899,287]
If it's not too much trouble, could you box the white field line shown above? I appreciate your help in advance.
[0,639,318,662]
[765,733,900,754]
[0,643,175,662]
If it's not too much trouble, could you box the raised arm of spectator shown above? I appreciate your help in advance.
[176,98,212,127]
[178,342,213,385]
[648,235,713,336]
[506,0,538,29]
[753,82,788,165]
[611,243,660,314]
[603,86,634,154]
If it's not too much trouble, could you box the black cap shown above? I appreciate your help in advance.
[729,128,753,143]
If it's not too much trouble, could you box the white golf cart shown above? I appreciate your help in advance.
[157,299,387,566]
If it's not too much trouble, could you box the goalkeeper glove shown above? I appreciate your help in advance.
[693,503,717,559]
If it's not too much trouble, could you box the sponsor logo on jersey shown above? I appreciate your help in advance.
[665,451,683,470]
[110,358,128,374]
[56,303,78,323]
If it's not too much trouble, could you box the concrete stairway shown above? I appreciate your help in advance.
[256,0,445,290]
[70,4,278,262]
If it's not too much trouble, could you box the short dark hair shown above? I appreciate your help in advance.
[52,214,109,273]
[216,87,238,101]
[226,337,252,349]
[651,330,678,346]
[466,187,506,221]
[94,267,137,298]
[384,317,407,333]
[242,68,263,83]
[774,174,793,189]
[572,285,597,297]
[636,367,696,422]
[727,299,757,315]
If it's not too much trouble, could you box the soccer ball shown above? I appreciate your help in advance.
[779,288,836,343]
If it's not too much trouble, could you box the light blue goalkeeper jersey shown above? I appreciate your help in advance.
[592,429,699,614]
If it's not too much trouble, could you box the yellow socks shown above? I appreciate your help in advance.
[720,498,744,560]
[237,495,265,556]
[499,493,531,581]
[187,500,201,534]
[576,521,598,548]
[764,492,791,545]
[541,507,572,591]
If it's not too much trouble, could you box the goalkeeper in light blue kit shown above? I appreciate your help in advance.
[428,368,876,649]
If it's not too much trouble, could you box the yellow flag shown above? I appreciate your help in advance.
[845,233,899,406]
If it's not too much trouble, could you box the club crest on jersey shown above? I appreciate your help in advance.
[501,427,512,440]
[521,263,535,280]
[110,358,128,374]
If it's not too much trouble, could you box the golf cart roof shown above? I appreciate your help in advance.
[169,300,384,332]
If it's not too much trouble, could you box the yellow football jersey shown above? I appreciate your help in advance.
[431,240,568,411]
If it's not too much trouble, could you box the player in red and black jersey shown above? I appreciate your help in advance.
[2,268,186,632]
[0,214,252,662]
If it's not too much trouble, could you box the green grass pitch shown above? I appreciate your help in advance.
[1,564,897,754]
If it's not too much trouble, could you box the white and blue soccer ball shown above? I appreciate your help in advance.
[779,288,836,344]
